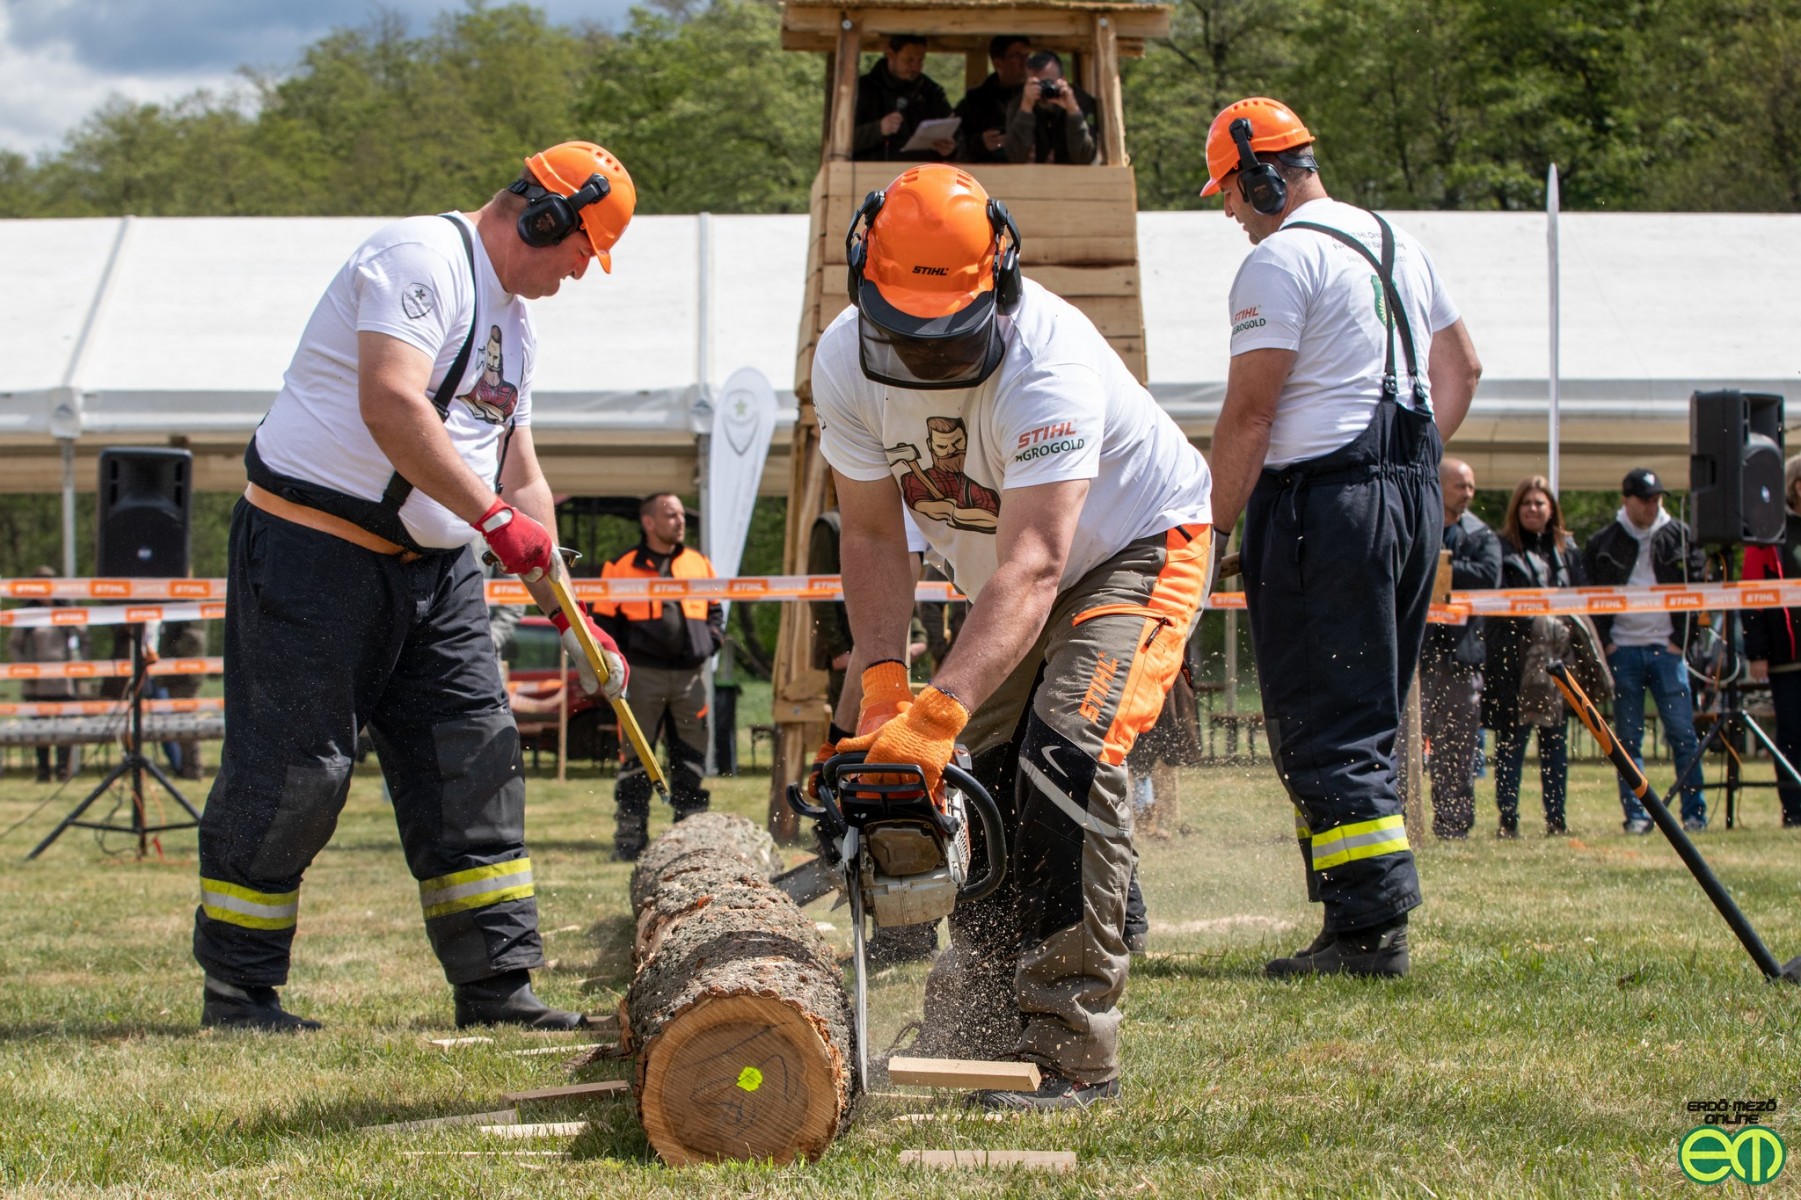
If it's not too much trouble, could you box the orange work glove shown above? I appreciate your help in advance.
[835,686,969,800]
[807,722,853,801]
[856,660,914,735]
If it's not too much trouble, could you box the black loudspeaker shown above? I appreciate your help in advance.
[1690,390,1785,545]
[97,448,192,576]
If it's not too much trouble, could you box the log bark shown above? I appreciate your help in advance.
[623,814,853,1165]
[628,812,784,912]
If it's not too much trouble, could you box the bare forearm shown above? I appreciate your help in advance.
[1207,413,1274,540]
[363,400,495,524]
[930,559,1060,712]
[841,530,917,689]
[1429,319,1482,441]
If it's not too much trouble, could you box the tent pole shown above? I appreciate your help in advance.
[60,438,77,577]
[1547,164,1561,496]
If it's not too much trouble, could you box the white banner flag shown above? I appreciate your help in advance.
[704,366,778,609]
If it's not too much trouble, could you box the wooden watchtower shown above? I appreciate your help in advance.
[768,0,1173,834]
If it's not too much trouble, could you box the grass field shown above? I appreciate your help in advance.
[0,749,1797,1198]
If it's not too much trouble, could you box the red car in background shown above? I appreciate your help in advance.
[505,616,616,763]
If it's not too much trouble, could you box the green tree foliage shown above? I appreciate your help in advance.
[578,0,821,214]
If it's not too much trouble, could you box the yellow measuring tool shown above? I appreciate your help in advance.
[545,564,670,802]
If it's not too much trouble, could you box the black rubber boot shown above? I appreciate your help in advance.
[1265,916,1409,979]
[1496,815,1520,840]
[201,977,321,1032]
[1280,917,1333,961]
[612,815,648,863]
[969,1072,1121,1112]
[453,969,589,1030]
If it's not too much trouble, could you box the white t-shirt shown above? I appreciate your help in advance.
[813,279,1212,600]
[255,213,534,548]
[1228,198,1460,467]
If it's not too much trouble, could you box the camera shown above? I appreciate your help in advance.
[1037,79,1064,100]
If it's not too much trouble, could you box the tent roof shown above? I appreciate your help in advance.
[3,207,1798,493]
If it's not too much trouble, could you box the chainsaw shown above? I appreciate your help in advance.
[774,750,1006,1090]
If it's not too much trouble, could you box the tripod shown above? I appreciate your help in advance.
[1670,586,1801,829]
[28,625,203,859]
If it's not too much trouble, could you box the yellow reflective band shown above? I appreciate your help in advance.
[199,878,299,931]
[1294,809,1311,843]
[1309,815,1410,871]
[419,857,534,921]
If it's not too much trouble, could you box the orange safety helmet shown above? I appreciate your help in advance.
[846,164,1022,390]
[520,141,636,272]
[1198,97,1313,198]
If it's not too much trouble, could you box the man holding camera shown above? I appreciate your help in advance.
[1002,50,1098,165]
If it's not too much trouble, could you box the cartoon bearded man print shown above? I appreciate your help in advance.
[890,415,1000,532]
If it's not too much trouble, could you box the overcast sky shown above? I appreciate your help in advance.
[0,0,638,156]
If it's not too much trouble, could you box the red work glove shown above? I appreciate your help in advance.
[472,498,555,583]
[549,608,628,702]
[836,686,969,801]
[856,660,914,735]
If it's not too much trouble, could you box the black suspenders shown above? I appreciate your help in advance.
[379,213,483,513]
[1281,211,1429,409]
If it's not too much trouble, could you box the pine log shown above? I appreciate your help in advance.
[628,813,783,911]
[624,818,852,1165]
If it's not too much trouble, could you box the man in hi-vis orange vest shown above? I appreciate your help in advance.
[592,493,724,859]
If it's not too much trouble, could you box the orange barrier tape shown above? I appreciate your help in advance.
[0,657,222,680]
[0,697,224,717]
[8,575,1792,625]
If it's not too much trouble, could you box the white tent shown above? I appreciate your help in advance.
[4,208,1800,495]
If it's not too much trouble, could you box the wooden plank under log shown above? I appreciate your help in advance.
[623,814,854,1165]
[499,1080,631,1104]
[899,1149,1078,1172]
[885,1057,1043,1091]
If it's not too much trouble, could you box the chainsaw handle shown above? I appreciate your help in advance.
[944,762,1007,904]
[785,778,847,840]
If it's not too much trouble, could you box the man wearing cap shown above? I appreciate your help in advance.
[1199,97,1483,978]
[1582,468,1709,831]
[193,143,635,1032]
[814,163,1213,1109]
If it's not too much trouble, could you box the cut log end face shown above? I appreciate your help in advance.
[638,993,843,1166]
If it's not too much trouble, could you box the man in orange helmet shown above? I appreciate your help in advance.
[193,142,635,1033]
[815,164,1214,1109]
[1200,97,1483,978]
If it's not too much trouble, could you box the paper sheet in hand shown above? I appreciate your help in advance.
[900,116,960,154]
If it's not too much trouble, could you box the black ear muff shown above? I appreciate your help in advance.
[1229,117,1288,216]
[845,189,885,306]
[988,198,1023,314]
[510,173,611,248]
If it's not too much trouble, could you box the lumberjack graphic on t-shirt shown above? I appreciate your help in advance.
[458,325,520,424]
[888,416,1000,533]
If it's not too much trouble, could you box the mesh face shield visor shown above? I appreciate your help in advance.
[856,279,1005,392]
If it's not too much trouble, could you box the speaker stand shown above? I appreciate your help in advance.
[28,626,203,860]
[1666,600,1801,830]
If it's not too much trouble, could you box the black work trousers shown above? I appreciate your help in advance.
[1242,399,1438,933]
[194,501,542,988]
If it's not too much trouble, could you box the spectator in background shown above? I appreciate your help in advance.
[1740,454,1801,828]
[593,493,724,860]
[1582,468,1708,832]
[1003,50,1098,164]
[1482,478,1594,836]
[1419,458,1501,839]
[157,619,208,780]
[7,566,86,782]
[955,34,1033,163]
[853,35,955,162]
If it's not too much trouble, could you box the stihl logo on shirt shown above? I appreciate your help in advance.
[1231,304,1265,336]
[1016,421,1077,449]
[912,265,950,276]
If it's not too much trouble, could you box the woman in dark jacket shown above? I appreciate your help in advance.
[1740,454,1801,827]
[1482,477,1583,836]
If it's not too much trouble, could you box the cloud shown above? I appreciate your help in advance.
[0,0,639,156]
